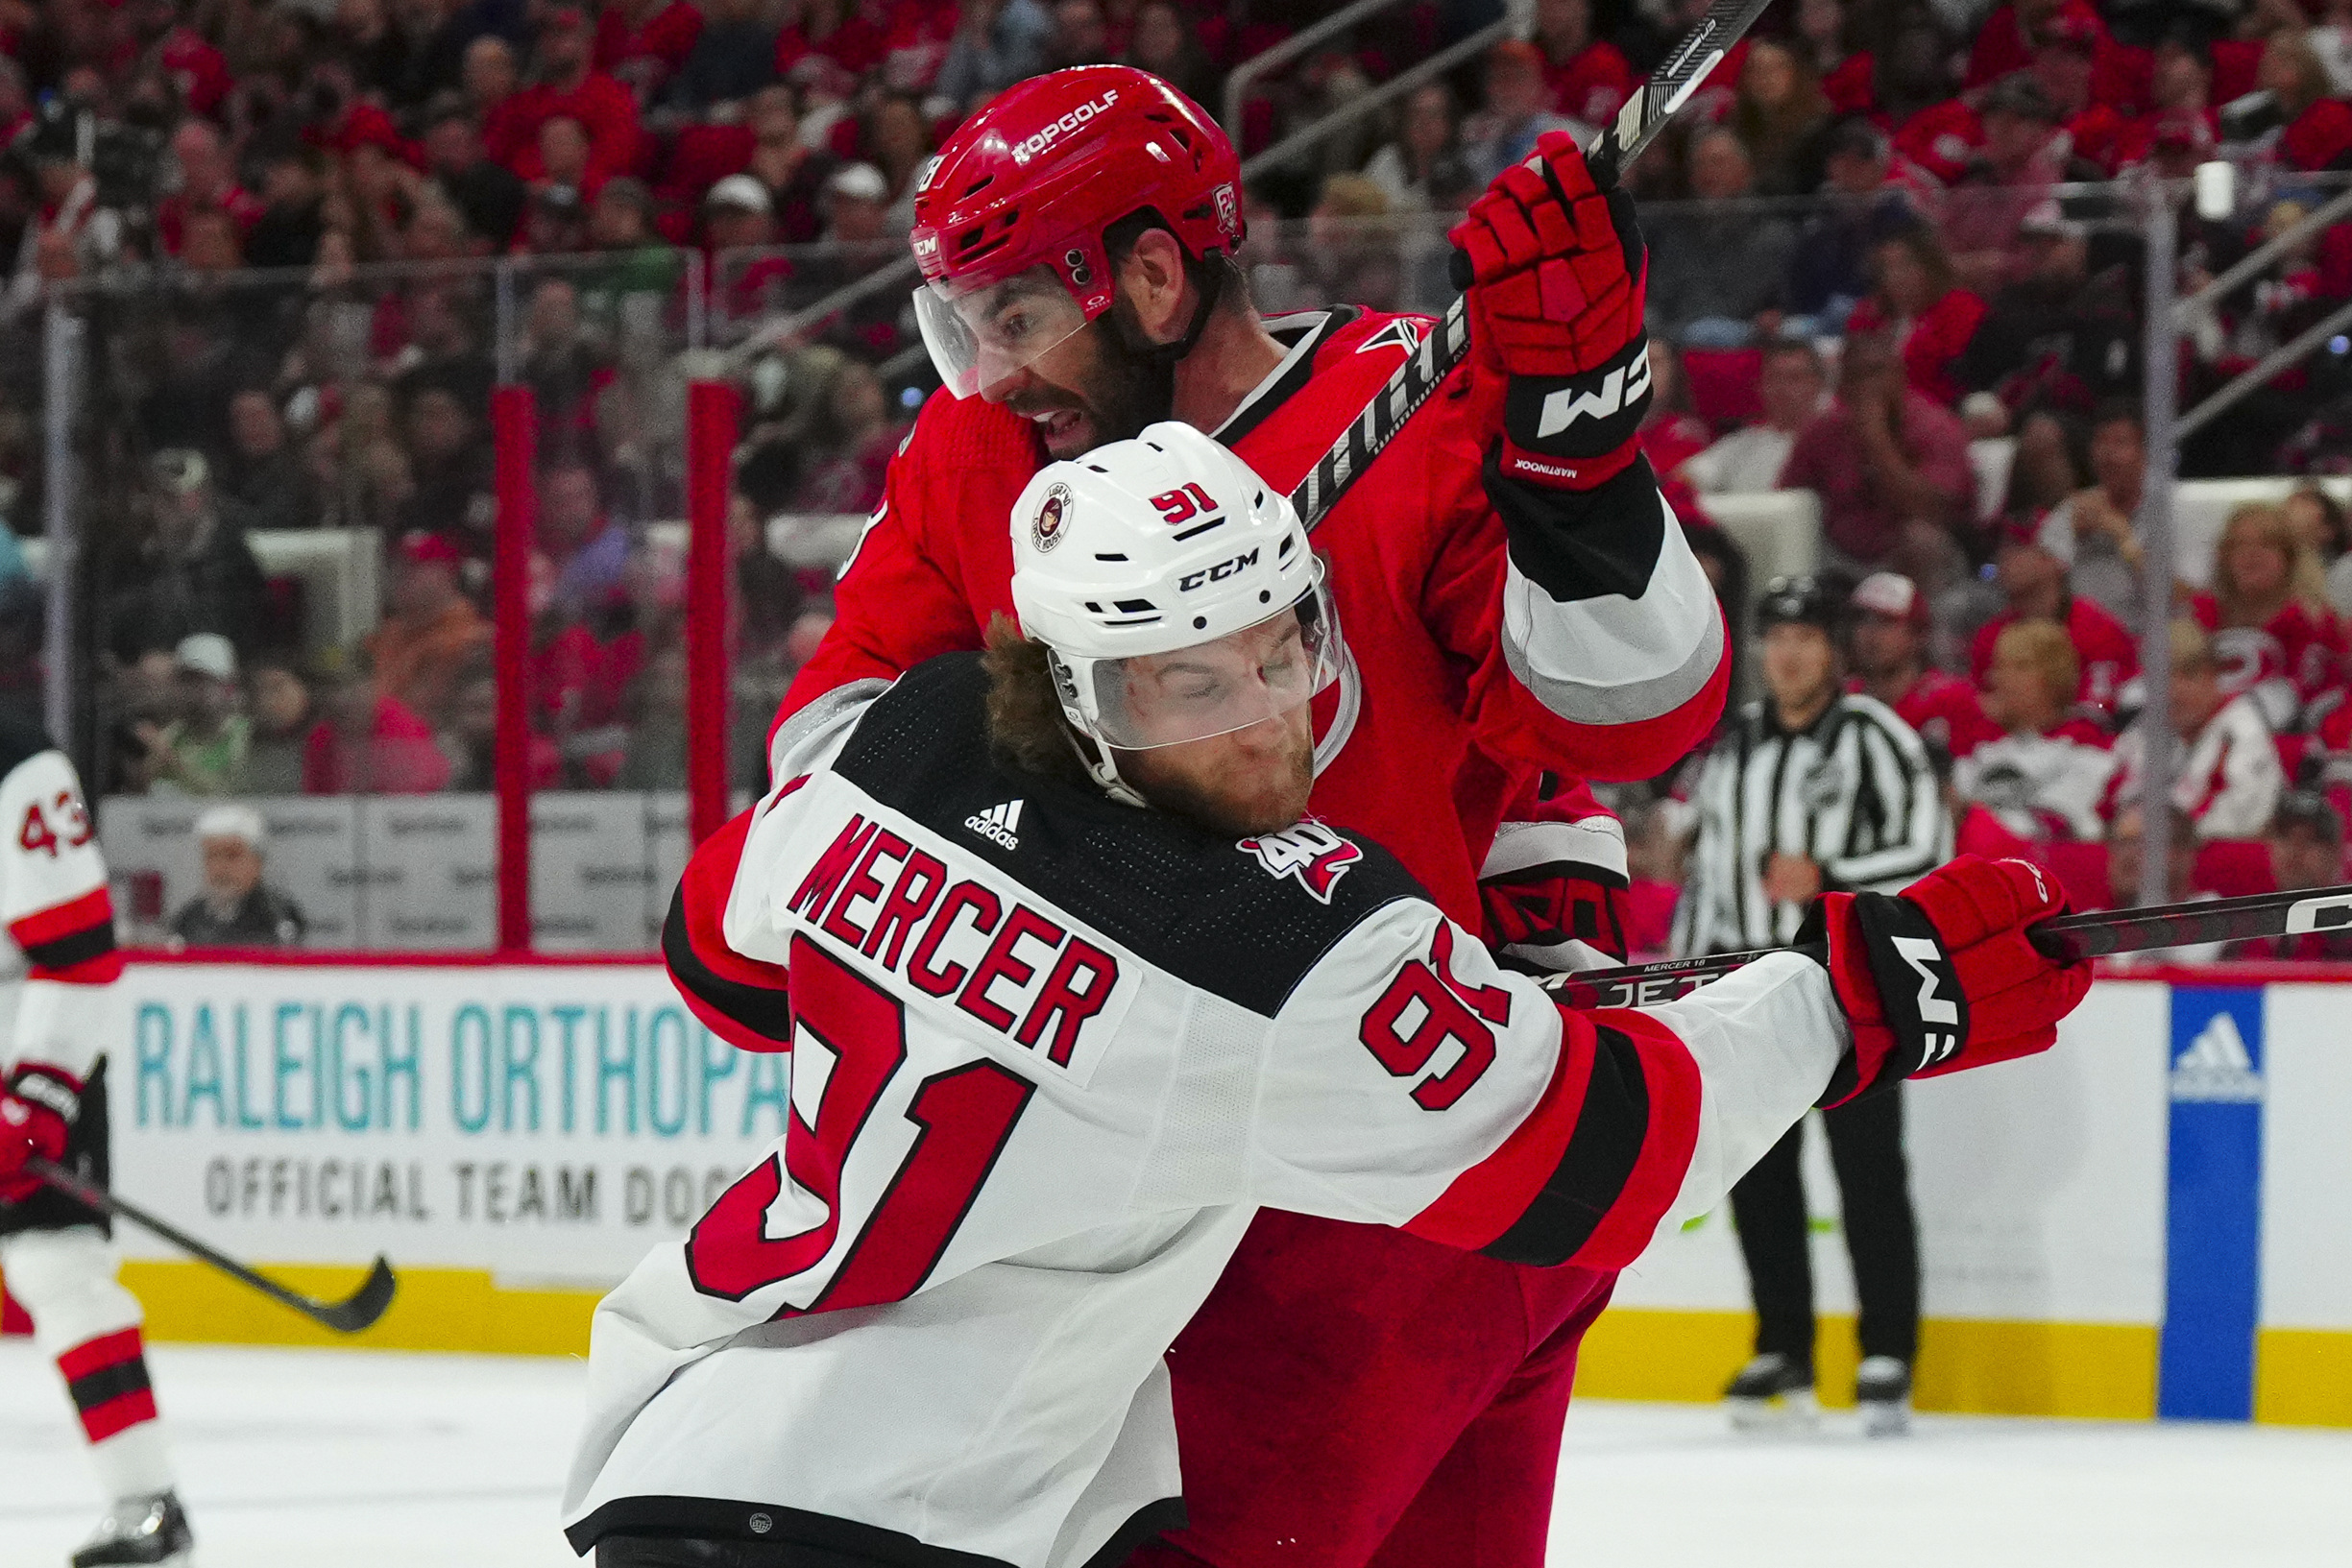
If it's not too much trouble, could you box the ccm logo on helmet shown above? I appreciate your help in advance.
[1178,548,1258,591]
[1010,87,1119,166]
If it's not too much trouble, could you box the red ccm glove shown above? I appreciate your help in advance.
[1448,129,1651,493]
[0,1065,77,1203]
[1798,856,2093,1108]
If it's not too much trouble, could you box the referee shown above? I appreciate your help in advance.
[1674,575,1946,1437]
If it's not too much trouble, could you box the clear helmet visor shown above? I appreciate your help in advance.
[914,263,1094,399]
[1066,581,1341,752]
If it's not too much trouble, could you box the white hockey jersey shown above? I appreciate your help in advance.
[564,656,1848,1568]
[0,726,123,1110]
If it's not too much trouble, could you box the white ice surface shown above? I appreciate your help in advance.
[1,1339,2347,1567]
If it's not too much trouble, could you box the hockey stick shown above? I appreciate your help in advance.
[1541,880,2352,1010]
[1289,0,1778,528]
[26,1156,398,1334]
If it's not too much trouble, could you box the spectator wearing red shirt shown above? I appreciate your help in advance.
[2190,501,2351,734]
[156,15,234,117]
[157,119,261,256]
[2031,11,2135,173]
[521,114,605,200]
[468,36,531,165]
[1779,328,1976,572]
[303,665,452,796]
[497,8,643,182]
[1847,570,1999,760]
[1942,75,2084,295]
[595,0,706,103]
[1794,0,1874,116]
[1846,225,1987,408]
[776,0,899,81]
[1972,522,2140,717]
[1637,338,1713,479]
[1964,0,2148,112]
[1532,0,1636,128]
[2111,26,2221,171]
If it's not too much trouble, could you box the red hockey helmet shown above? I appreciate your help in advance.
[909,66,1245,398]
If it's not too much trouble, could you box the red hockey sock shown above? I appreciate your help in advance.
[58,1326,158,1443]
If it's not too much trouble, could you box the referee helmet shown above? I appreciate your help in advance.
[1756,574,1843,634]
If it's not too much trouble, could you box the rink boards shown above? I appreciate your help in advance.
[26,960,2352,1427]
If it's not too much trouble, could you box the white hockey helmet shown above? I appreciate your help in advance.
[1009,422,1339,796]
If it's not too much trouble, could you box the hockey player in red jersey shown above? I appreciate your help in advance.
[587,427,2092,1567]
[758,65,1725,1567]
[0,726,193,1568]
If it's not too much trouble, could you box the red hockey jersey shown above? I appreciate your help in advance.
[1853,668,2000,760]
[778,306,1729,931]
[1970,597,2139,717]
[2188,592,2348,734]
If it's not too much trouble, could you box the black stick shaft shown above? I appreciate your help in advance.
[1547,881,2352,1009]
[27,1156,397,1333]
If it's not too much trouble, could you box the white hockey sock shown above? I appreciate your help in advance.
[1,1227,176,1500]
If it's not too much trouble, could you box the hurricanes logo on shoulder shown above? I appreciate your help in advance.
[965,799,1024,851]
[1238,821,1361,904]
[1031,484,1071,552]
[1356,317,1422,357]
[2170,1012,2263,1102]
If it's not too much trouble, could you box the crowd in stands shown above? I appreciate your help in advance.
[11,0,2352,953]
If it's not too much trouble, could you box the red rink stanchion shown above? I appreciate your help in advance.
[685,379,740,850]
[490,384,538,953]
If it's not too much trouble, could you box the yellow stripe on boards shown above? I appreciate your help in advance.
[2256,1329,2352,1427]
[114,1261,600,1357]
[1573,1309,2164,1420]
[65,1266,2352,1431]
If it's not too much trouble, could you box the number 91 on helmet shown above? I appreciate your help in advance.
[1009,423,1342,772]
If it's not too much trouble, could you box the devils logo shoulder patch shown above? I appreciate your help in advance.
[1238,820,1363,904]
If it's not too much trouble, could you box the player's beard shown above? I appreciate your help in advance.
[1118,724,1316,839]
[1006,308,1176,460]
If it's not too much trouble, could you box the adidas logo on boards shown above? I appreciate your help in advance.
[2170,1011,2264,1103]
[964,799,1024,851]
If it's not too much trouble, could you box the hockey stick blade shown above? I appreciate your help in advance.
[27,1156,399,1334]
[1543,880,2352,1010]
[1292,0,1776,530]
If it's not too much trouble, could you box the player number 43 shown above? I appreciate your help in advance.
[19,791,92,857]
[687,936,1035,1311]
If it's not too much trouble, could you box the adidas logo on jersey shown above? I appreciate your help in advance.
[2170,1012,2263,1102]
[964,799,1024,851]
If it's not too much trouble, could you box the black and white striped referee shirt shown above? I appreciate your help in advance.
[1673,693,1950,955]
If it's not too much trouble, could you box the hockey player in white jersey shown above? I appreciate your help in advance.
[0,727,192,1567]
[565,425,2091,1568]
